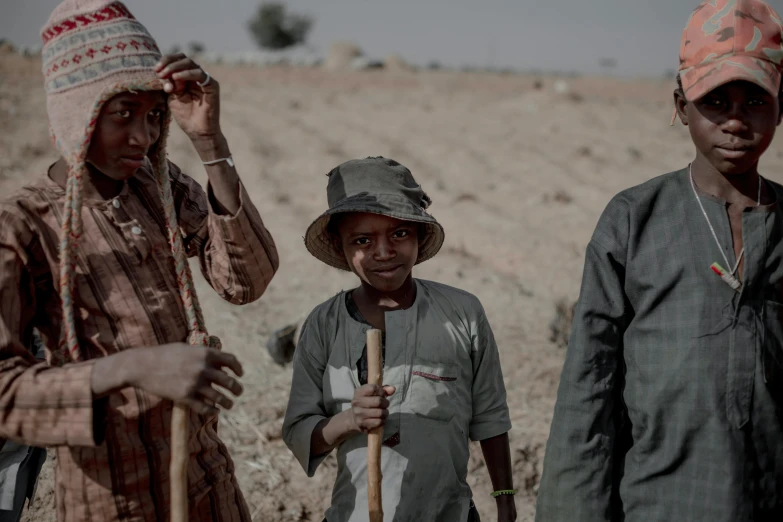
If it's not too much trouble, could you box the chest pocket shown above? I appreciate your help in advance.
[409,356,459,422]
[762,300,783,402]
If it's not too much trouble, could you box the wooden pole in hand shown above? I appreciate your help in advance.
[367,329,384,522]
[170,404,189,522]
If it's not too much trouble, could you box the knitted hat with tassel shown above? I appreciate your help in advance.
[41,0,218,362]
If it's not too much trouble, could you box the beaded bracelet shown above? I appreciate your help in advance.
[490,489,517,498]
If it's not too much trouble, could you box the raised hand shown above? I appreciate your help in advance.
[154,54,220,140]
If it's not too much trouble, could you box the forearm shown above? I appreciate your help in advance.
[192,133,241,215]
[91,351,134,397]
[310,409,358,457]
[480,432,514,491]
[481,432,517,520]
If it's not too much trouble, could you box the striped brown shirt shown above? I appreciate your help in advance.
[0,161,278,522]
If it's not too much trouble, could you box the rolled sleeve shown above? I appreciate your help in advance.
[469,310,512,442]
[170,162,279,305]
[286,414,328,477]
[282,316,331,477]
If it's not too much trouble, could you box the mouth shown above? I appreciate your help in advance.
[370,264,404,279]
[119,155,147,169]
[715,144,753,159]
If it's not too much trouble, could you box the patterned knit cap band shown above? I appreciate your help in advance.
[41,0,163,161]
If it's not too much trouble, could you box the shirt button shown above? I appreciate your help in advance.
[112,199,120,208]
[131,226,142,235]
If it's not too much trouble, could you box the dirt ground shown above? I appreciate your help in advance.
[3,52,783,521]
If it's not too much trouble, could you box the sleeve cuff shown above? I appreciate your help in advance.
[59,360,104,447]
[206,181,245,220]
[289,415,329,477]
[469,418,512,442]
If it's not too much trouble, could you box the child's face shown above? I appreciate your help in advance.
[676,80,782,175]
[86,91,167,181]
[335,213,419,293]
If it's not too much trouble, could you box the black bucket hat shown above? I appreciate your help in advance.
[304,156,445,271]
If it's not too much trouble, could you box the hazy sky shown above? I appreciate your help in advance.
[5,0,783,76]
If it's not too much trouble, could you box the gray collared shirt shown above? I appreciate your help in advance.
[537,168,783,521]
[283,279,511,522]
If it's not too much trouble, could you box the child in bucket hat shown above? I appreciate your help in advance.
[0,1,278,521]
[538,1,783,520]
[283,157,516,522]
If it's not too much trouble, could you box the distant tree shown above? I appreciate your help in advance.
[598,57,617,69]
[188,41,206,55]
[599,57,618,76]
[247,3,312,51]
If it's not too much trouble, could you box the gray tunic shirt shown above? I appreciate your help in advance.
[536,169,783,521]
[283,279,511,522]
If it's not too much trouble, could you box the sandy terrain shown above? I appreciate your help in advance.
[3,52,782,521]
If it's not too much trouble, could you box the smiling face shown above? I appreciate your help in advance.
[86,90,167,181]
[676,80,782,175]
[333,212,420,293]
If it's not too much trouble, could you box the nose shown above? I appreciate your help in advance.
[128,118,157,150]
[722,102,749,134]
[373,236,396,261]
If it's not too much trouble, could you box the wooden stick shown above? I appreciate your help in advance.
[366,328,384,522]
[170,403,189,522]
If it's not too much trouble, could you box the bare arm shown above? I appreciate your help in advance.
[156,54,240,216]
[192,133,240,216]
[310,410,358,457]
[309,384,396,457]
[480,432,517,522]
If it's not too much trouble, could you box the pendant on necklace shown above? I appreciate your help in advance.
[710,262,742,292]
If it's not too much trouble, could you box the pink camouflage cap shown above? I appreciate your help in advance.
[679,0,783,102]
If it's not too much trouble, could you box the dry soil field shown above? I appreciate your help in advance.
[2,51,782,521]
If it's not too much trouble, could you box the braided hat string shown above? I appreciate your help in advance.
[150,112,217,349]
[58,162,87,360]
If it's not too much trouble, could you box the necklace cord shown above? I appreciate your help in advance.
[688,164,761,276]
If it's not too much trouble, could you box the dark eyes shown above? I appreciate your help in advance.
[700,97,767,108]
[115,109,164,119]
[352,229,412,245]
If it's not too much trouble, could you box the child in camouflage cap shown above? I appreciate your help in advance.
[282,157,516,522]
[537,1,783,520]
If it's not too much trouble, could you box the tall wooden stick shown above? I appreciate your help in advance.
[366,329,384,522]
[170,403,189,522]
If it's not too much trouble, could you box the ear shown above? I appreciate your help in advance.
[674,89,689,126]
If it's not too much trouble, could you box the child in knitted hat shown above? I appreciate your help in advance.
[0,1,278,521]
[282,157,516,522]
[537,1,783,520]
